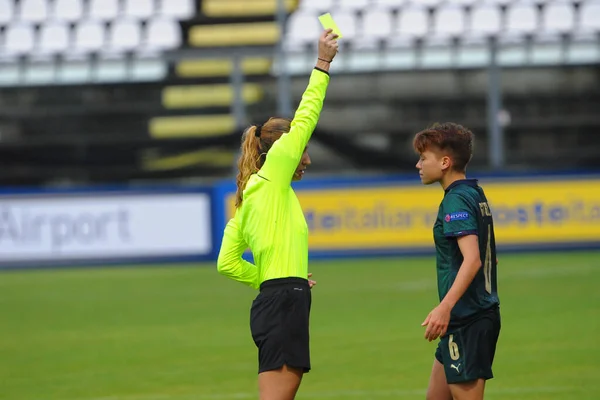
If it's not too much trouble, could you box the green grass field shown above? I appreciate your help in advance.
[1,251,599,400]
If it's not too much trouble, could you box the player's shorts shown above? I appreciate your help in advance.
[250,277,312,374]
[435,305,501,384]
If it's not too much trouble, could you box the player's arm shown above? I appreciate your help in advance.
[440,235,482,311]
[440,193,482,311]
[423,193,480,341]
[260,30,337,186]
[216,217,259,290]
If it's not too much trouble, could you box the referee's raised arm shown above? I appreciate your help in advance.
[259,29,339,186]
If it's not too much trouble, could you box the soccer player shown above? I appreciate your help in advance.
[413,123,501,400]
[216,29,338,400]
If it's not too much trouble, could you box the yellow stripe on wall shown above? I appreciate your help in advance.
[142,149,236,171]
[176,57,272,78]
[149,114,236,138]
[162,83,263,109]
[189,22,280,47]
[203,0,297,17]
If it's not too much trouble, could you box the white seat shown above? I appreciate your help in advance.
[73,20,105,53]
[285,11,321,50]
[355,7,393,48]
[53,0,84,22]
[331,10,357,40]
[412,0,442,7]
[470,5,501,38]
[0,0,14,25]
[19,0,48,23]
[145,18,181,50]
[160,0,195,19]
[125,0,154,19]
[505,4,538,36]
[482,0,513,5]
[433,6,465,38]
[89,0,119,21]
[372,0,407,9]
[362,8,393,41]
[5,24,35,56]
[336,0,370,11]
[446,0,478,6]
[38,22,70,54]
[397,7,428,39]
[298,0,334,13]
[580,1,600,33]
[542,3,574,35]
[108,19,141,52]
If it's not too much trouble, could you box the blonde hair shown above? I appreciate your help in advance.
[235,117,291,207]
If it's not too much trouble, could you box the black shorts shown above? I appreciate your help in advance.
[435,306,501,384]
[250,277,312,374]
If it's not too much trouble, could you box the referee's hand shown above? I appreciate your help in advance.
[308,273,317,289]
[318,29,339,63]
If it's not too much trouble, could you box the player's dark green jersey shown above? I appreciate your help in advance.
[433,179,499,327]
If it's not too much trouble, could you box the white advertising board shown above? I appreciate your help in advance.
[0,193,212,263]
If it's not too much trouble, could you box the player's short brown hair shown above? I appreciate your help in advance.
[413,122,474,172]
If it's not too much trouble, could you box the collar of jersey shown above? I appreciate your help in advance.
[445,178,478,193]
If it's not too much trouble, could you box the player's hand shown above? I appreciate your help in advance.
[421,303,451,342]
[318,29,339,62]
[308,272,317,289]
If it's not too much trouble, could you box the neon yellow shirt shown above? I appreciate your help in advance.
[217,68,330,289]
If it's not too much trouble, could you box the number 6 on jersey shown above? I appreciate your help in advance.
[449,334,460,361]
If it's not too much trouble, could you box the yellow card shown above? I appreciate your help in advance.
[318,13,343,39]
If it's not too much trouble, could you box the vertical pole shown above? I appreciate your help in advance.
[230,53,245,175]
[231,52,246,128]
[276,0,292,118]
[487,38,505,169]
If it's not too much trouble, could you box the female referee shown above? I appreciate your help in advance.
[217,29,338,400]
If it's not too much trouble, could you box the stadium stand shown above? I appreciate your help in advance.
[275,0,600,173]
[282,0,600,73]
[0,0,295,185]
[0,0,598,186]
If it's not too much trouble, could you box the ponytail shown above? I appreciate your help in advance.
[235,125,263,208]
[234,118,291,208]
